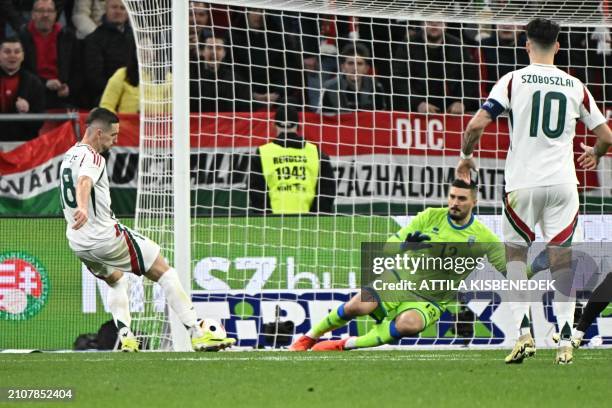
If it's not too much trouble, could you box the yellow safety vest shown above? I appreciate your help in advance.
[259,142,320,214]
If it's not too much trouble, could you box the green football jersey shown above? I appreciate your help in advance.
[380,207,506,303]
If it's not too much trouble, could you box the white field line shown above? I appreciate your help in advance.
[1,352,611,364]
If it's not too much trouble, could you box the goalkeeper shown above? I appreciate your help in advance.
[290,179,507,351]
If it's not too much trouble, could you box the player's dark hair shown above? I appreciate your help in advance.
[526,18,560,49]
[452,178,478,192]
[86,107,119,129]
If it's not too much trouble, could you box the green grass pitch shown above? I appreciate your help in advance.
[1,349,611,407]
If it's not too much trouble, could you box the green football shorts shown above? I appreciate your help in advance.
[363,269,444,328]
[370,300,443,328]
[364,284,444,329]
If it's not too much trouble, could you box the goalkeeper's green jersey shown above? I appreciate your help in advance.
[382,207,506,303]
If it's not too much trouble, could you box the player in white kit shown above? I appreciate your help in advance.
[60,108,235,352]
[456,19,612,364]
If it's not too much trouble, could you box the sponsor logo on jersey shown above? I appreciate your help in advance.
[0,252,50,320]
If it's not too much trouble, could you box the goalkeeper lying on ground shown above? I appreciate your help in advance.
[290,179,507,352]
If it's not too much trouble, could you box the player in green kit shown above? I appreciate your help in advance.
[290,179,507,351]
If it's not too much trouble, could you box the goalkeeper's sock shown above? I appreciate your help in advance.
[307,303,351,339]
[507,261,531,336]
[346,319,401,349]
[107,274,131,330]
[157,268,198,330]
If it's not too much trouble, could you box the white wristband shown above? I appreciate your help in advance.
[460,151,473,160]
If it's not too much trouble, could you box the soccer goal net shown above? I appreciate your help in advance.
[124,0,612,350]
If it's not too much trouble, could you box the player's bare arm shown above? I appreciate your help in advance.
[578,123,612,170]
[456,109,493,183]
[73,175,93,230]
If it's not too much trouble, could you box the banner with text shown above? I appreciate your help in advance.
[1,112,611,216]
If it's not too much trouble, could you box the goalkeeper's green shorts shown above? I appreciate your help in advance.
[363,269,444,328]
[369,299,444,329]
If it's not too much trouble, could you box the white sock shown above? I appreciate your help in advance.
[507,261,530,336]
[118,326,134,338]
[344,336,358,350]
[107,274,131,330]
[305,329,318,340]
[551,260,576,347]
[553,292,575,347]
[573,329,585,340]
[157,268,198,331]
[189,325,204,338]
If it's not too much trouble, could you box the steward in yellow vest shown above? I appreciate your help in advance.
[248,106,336,214]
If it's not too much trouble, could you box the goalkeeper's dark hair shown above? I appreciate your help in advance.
[86,107,119,130]
[451,178,478,192]
[526,18,560,49]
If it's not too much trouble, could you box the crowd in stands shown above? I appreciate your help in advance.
[0,1,610,142]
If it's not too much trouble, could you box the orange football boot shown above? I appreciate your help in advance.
[289,335,317,351]
[311,338,351,351]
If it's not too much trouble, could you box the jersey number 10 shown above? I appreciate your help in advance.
[529,91,567,139]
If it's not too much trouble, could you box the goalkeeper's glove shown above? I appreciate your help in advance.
[400,231,431,252]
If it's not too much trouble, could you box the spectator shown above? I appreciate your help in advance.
[100,40,172,114]
[341,17,405,96]
[99,45,138,113]
[228,8,300,108]
[189,1,211,61]
[72,0,106,39]
[589,24,612,106]
[555,27,588,83]
[189,35,251,112]
[321,43,388,113]
[289,13,402,111]
[296,13,342,111]
[393,21,479,113]
[0,37,45,141]
[20,0,80,109]
[1,1,68,39]
[83,0,134,107]
[480,24,528,96]
[0,0,27,40]
[555,26,610,106]
[248,105,336,214]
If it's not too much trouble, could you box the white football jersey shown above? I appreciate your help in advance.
[59,143,117,251]
[484,63,607,192]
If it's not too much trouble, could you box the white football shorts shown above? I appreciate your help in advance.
[503,183,582,246]
[73,224,161,278]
